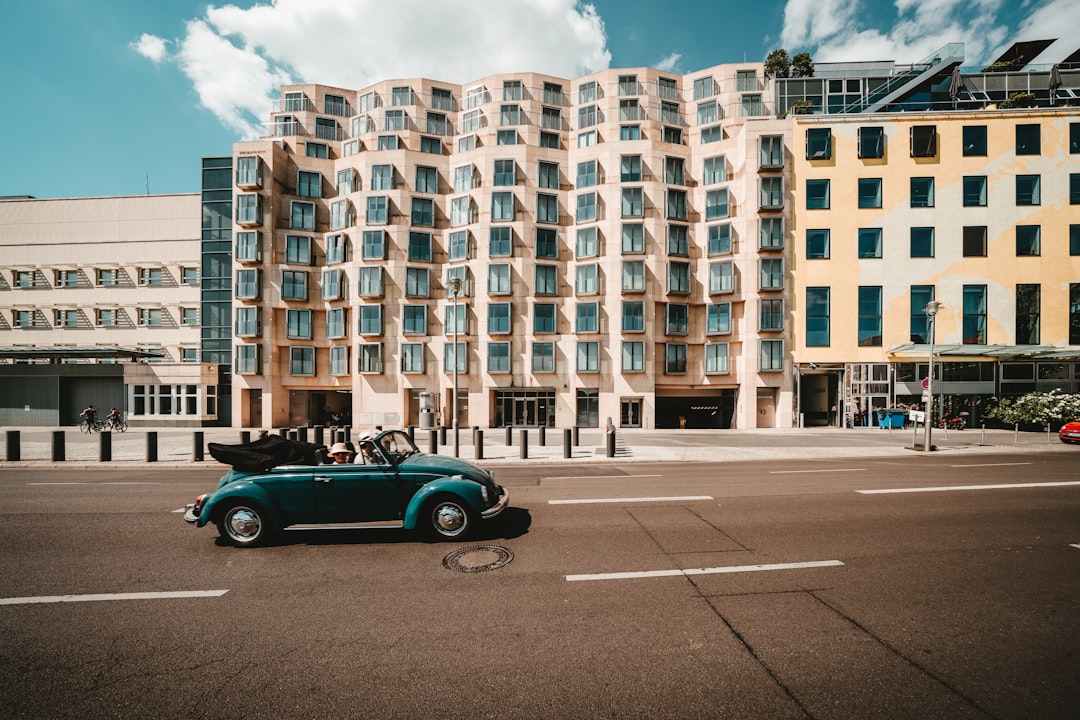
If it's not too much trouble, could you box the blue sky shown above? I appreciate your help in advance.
[1,0,1074,200]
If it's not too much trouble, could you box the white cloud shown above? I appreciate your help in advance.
[654,52,682,72]
[779,0,1018,66]
[137,0,610,138]
[132,33,169,63]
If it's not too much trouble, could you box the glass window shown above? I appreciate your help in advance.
[963,126,987,156]
[444,303,467,335]
[665,157,685,185]
[858,127,884,158]
[577,341,599,372]
[357,267,383,297]
[1016,225,1041,256]
[963,285,987,344]
[622,341,645,372]
[806,128,832,159]
[709,261,734,294]
[488,303,511,334]
[358,304,383,335]
[1016,284,1041,345]
[492,192,514,221]
[760,177,783,209]
[806,179,830,209]
[760,135,784,167]
[405,267,430,298]
[297,170,321,198]
[576,302,599,333]
[1016,124,1041,155]
[1072,225,1080,256]
[281,270,308,300]
[910,126,937,157]
[760,218,783,249]
[622,223,644,254]
[707,302,731,334]
[371,164,393,191]
[666,189,687,220]
[534,304,556,333]
[705,188,729,219]
[665,303,689,335]
[290,347,315,376]
[760,258,784,290]
[488,264,511,294]
[403,305,427,335]
[494,159,515,186]
[705,343,729,374]
[450,196,472,226]
[665,343,687,374]
[358,343,384,373]
[305,142,328,158]
[449,230,469,261]
[963,226,987,257]
[535,265,558,295]
[858,286,882,346]
[235,269,261,299]
[620,125,640,141]
[910,177,935,207]
[859,228,883,258]
[362,230,385,260]
[326,233,346,264]
[667,226,688,257]
[538,161,559,190]
[622,300,645,332]
[708,223,731,255]
[408,231,433,262]
[234,345,260,374]
[285,235,311,264]
[329,346,349,376]
[1071,173,1080,205]
[759,299,783,332]
[576,227,598,258]
[532,341,555,372]
[806,287,830,346]
[415,165,438,194]
[490,226,512,257]
[401,343,425,373]
[910,227,935,258]
[858,178,882,208]
[537,193,559,224]
[621,188,643,217]
[910,286,935,343]
[575,264,599,295]
[286,309,313,339]
[703,156,726,184]
[326,307,347,339]
[806,229,830,259]
[366,196,388,224]
[577,160,598,188]
[963,176,987,207]
[321,268,343,300]
[622,261,645,292]
[487,342,510,373]
[620,155,641,182]
[536,228,558,259]
[576,192,597,222]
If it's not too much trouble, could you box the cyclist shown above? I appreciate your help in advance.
[106,407,124,429]
[80,404,98,431]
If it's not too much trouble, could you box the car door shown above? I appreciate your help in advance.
[313,464,405,524]
[256,469,320,524]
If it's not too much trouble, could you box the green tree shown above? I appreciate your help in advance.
[983,389,1080,428]
[791,52,815,77]
[764,49,791,79]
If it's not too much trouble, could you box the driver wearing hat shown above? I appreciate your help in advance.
[328,442,354,464]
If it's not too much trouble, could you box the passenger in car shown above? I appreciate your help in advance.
[328,442,354,464]
[357,434,379,464]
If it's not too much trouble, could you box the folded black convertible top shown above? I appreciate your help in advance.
[208,435,324,472]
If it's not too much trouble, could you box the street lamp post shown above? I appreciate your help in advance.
[447,277,462,457]
[923,300,942,452]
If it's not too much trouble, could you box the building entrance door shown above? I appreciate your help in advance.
[512,398,537,426]
[620,399,641,427]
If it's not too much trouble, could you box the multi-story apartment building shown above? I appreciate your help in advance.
[230,64,792,431]
[4,41,1076,431]
[0,193,219,426]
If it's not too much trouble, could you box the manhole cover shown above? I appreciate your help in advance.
[442,545,514,573]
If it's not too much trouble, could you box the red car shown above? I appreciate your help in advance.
[1059,419,1080,444]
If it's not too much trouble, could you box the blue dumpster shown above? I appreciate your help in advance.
[876,408,906,428]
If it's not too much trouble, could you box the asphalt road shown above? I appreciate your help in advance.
[1,453,1078,719]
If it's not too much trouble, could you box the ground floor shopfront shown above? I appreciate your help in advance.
[796,350,1080,429]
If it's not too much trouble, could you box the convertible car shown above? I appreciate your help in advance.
[184,430,508,547]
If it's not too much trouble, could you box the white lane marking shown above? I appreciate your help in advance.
[858,481,1080,495]
[1070,544,1080,550]
[26,482,160,486]
[948,462,1033,468]
[0,590,229,606]
[172,508,187,513]
[769,468,865,474]
[567,559,844,582]
[549,495,713,505]
[542,474,663,480]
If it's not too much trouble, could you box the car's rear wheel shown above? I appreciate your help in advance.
[422,496,475,540]
[217,502,271,547]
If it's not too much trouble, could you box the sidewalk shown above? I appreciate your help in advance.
[1,424,1073,469]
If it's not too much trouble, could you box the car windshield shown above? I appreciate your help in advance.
[377,431,421,463]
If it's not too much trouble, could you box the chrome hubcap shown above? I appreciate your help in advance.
[226,508,260,541]
[433,503,466,535]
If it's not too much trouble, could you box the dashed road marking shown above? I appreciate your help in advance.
[858,481,1080,494]
[0,590,229,606]
[549,495,714,505]
[770,468,865,474]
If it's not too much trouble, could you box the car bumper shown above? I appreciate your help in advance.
[1060,432,1080,442]
[481,486,509,519]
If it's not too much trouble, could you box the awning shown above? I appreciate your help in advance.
[0,346,163,360]
[887,343,1080,361]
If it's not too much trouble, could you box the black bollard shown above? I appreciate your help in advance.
[313,425,324,445]
[440,426,447,445]
[298,426,308,443]
[99,431,112,462]
[5,430,19,462]
[475,429,484,460]
[539,425,546,446]
[428,429,438,454]
[240,430,251,444]
[573,426,580,446]
[146,431,158,462]
[288,430,298,441]
[193,431,205,462]
[52,431,65,462]
[606,428,616,458]
[278,427,288,438]
[505,425,513,445]
[407,426,415,442]
[520,429,528,459]
[564,428,572,459]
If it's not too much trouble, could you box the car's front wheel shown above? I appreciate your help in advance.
[422,496,475,540]
[217,502,272,547]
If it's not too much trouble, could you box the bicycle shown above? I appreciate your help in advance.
[105,417,128,432]
[80,418,105,433]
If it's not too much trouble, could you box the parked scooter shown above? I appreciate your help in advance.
[937,415,967,430]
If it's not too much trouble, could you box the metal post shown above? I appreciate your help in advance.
[5,430,19,462]
[193,431,205,462]
[506,425,513,445]
[539,425,546,446]
[564,428,572,459]
[573,426,580,446]
[923,301,941,452]
[313,425,324,446]
[298,426,308,443]
[475,429,484,460]
[520,429,528,459]
[99,431,112,462]
[606,427,616,458]
[428,429,438,454]
[240,430,251,444]
[146,431,158,462]
[52,431,65,462]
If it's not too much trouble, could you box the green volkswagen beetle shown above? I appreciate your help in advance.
[184,430,508,547]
